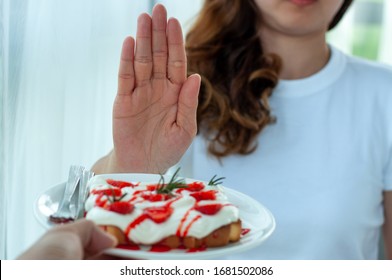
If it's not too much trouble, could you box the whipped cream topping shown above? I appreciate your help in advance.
[85,175,239,245]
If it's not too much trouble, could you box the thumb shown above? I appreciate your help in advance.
[70,220,118,257]
[177,73,201,130]
[16,220,117,260]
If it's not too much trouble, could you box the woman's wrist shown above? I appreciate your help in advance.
[92,150,166,174]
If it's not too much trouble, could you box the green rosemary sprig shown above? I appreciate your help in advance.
[116,193,127,201]
[105,189,127,203]
[156,167,187,195]
[208,175,225,186]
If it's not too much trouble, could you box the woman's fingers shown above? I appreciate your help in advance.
[110,5,198,175]
[167,17,187,85]
[117,36,135,96]
[69,220,118,257]
[152,4,168,79]
[54,220,117,257]
[130,7,187,87]
[135,13,153,86]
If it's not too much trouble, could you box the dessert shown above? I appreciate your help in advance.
[84,170,241,249]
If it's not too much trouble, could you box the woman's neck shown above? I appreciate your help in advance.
[260,28,330,80]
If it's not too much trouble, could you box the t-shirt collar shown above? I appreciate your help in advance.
[273,45,346,98]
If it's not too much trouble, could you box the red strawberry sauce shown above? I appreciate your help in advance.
[124,198,180,238]
[92,178,237,253]
[241,228,251,236]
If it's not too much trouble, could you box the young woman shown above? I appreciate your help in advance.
[92,1,392,259]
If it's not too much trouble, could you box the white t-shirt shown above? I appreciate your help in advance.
[178,46,392,259]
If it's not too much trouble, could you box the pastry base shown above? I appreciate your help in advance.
[100,220,242,249]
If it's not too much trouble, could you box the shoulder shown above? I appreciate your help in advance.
[332,47,392,119]
[330,47,392,106]
[338,49,392,87]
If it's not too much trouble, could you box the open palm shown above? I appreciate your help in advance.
[110,4,200,174]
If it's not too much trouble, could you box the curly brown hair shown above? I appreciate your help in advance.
[185,0,353,158]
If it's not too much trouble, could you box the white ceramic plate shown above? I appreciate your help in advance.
[34,173,275,260]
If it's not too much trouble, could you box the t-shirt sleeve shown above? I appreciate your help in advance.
[382,66,392,191]
[384,151,392,191]
[383,76,392,191]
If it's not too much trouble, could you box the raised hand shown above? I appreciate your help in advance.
[94,4,200,174]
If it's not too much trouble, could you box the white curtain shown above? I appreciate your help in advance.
[1,0,391,260]
[0,0,6,260]
[1,0,153,259]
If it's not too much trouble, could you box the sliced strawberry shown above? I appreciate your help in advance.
[95,194,108,207]
[106,179,138,189]
[146,184,158,191]
[133,190,147,195]
[190,190,217,201]
[187,182,205,192]
[107,201,134,215]
[194,204,223,215]
[144,206,173,223]
[176,182,205,193]
[141,193,171,202]
[91,188,122,196]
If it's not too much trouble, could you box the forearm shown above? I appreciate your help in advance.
[383,191,392,259]
[91,151,113,174]
[91,150,131,174]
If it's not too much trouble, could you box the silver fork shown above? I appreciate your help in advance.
[76,169,94,219]
[49,165,84,223]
